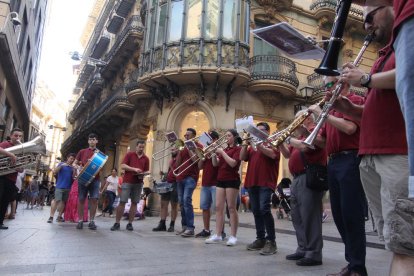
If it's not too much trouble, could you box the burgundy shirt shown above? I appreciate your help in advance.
[243,145,280,190]
[122,152,150,184]
[217,146,242,182]
[76,148,101,179]
[288,137,327,176]
[321,94,364,155]
[392,0,414,44]
[0,141,18,182]
[166,157,177,183]
[359,46,407,155]
[176,142,203,182]
[201,157,218,187]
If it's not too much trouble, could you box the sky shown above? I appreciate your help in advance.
[37,0,95,105]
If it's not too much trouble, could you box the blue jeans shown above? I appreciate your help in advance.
[328,153,367,275]
[394,17,414,197]
[247,186,275,241]
[177,177,196,230]
[200,186,216,210]
[102,191,116,214]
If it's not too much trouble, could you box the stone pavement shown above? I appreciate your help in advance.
[0,205,391,276]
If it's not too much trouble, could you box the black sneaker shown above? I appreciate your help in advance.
[0,224,8,230]
[111,223,120,231]
[246,239,266,251]
[195,229,211,238]
[167,225,175,232]
[47,217,53,223]
[152,222,166,232]
[286,252,304,260]
[76,221,83,230]
[88,221,97,230]
[126,223,133,231]
[222,232,227,240]
[296,258,322,266]
[56,217,65,223]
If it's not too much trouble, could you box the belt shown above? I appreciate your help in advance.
[329,150,358,160]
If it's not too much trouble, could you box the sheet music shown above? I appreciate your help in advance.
[252,22,325,60]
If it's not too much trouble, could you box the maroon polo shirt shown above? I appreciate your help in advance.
[176,142,203,182]
[392,0,414,44]
[0,141,18,182]
[201,157,218,187]
[122,151,150,184]
[244,145,280,190]
[288,137,327,176]
[321,93,364,155]
[217,145,242,182]
[166,157,177,183]
[76,147,101,179]
[359,46,407,155]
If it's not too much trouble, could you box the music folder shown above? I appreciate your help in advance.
[245,125,269,142]
[166,131,178,143]
[198,132,212,147]
[252,22,325,60]
[184,140,197,151]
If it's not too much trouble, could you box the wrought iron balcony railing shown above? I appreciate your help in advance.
[250,55,299,88]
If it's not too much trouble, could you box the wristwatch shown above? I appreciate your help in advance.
[360,73,372,88]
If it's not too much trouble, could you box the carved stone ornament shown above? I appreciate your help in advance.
[257,91,281,116]
[156,130,167,142]
[180,85,200,106]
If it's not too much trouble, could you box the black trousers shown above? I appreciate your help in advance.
[328,153,367,276]
[0,177,16,225]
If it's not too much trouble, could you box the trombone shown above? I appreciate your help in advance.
[173,135,228,177]
[152,133,203,161]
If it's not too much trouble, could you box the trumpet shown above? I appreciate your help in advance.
[303,33,374,148]
[173,135,227,177]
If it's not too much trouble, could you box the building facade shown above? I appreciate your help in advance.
[0,0,49,140]
[62,0,379,213]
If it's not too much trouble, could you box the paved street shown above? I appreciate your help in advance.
[0,205,391,276]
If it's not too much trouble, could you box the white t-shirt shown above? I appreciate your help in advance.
[106,175,119,193]
[15,170,26,191]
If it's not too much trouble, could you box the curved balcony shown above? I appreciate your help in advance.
[249,55,299,98]
[310,0,364,28]
[256,0,293,11]
[139,41,250,89]
[68,96,88,124]
[82,75,105,101]
[101,15,144,78]
[307,72,325,102]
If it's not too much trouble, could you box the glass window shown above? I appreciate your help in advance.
[205,0,219,39]
[222,0,237,40]
[186,0,202,39]
[156,3,168,46]
[169,0,184,41]
[239,0,249,43]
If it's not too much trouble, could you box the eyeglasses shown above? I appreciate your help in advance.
[364,6,386,25]
[325,81,335,89]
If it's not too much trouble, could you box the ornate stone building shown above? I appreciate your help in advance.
[61,0,379,213]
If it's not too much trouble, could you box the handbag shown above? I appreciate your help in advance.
[300,152,329,191]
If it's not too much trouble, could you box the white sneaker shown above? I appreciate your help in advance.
[205,234,223,244]
[226,236,237,246]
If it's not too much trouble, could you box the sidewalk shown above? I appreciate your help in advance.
[0,205,391,275]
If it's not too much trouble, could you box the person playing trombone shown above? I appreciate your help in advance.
[175,128,203,237]
[195,131,220,238]
[205,129,242,246]
[240,122,280,255]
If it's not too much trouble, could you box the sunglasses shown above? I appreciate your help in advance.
[325,81,335,89]
[365,6,386,25]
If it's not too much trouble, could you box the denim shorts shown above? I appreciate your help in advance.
[200,186,216,210]
[55,188,70,202]
[78,179,100,201]
[120,183,143,204]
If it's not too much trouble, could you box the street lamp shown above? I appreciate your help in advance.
[0,12,21,33]
[299,86,315,104]
[48,125,67,131]
[70,51,107,66]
